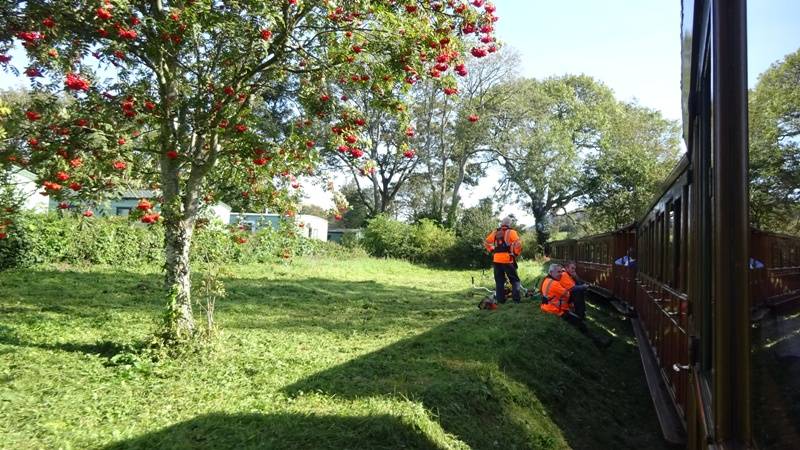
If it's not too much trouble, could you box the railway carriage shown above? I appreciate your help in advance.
[545,1,800,447]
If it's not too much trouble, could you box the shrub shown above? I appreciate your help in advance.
[450,205,497,268]
[362,214,414,259]
[411,219,456,265]
[0,212,362,270]
[0,213,165,269]
[339,230,363,249]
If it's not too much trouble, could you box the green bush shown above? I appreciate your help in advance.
[0,213,165,269]
[0,212,362,270]
[518,229,540,261]
[450,205,497,268]
[362,214,414,259]
[339,230,363,249]
[411,219,456,265]
[361,215,458,265]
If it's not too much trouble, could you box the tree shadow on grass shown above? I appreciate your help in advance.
[101,412,445,450]
[284,301,670,450]
[220,276,468,333]
[0,330,137,358]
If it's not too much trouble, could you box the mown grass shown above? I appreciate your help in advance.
[0,258,669,449]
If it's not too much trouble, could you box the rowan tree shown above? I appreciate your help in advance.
[0,0,499,339]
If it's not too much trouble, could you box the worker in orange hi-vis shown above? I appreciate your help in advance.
[484,216,523,306]
[540,263,611,348]
[540,264,572,316]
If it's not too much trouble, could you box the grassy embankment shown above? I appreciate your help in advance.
[0,257,669,449]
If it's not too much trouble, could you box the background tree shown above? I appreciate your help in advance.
[0,0,498,339]
[581,103,681,231]
[491,75,616,250]
[322,88,420,217]
[406,49,518,226]
[749,48,800,234]
[449,197,497,267]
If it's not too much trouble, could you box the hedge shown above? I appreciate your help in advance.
[0,213,364,270]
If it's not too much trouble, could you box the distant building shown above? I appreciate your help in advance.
[327,228,363,243]
[299,214,328,241]
[45,188,231,224]
[229,212,328,241]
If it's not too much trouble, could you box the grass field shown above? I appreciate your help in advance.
[0,257,670,449]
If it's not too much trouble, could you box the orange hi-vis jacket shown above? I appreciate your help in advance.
[560,272,576,290]
[540,276,571,316]
[484,226,522,264]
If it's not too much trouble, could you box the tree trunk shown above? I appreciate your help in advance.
[445,155,468,227]
[163,213,196,338]
[533,208,551,256]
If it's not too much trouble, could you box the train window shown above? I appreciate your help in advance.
[657,212,665,282]
[673,200,682,290]
[667,202,675,286]
[680,186,689,292]
[771,243,781,267]
[651,220,656,277]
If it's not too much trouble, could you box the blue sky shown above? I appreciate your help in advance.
[492,0,800,121]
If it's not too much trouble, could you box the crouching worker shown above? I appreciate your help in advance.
[539,264,574,318]
[485,216,523,305]
[540,264,610,347]
[559,261,588,319]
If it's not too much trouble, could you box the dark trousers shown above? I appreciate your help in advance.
[571,286,586,318]
[493,263,521,303]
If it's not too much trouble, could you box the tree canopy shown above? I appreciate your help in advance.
[749,48,800,235]
[490,74,617,249]
[0,0,499,338]
[581,102,681,231]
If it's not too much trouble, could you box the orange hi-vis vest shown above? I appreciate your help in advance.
[540,276,571,316]
[484,226,522,264]
[560,272,576,290]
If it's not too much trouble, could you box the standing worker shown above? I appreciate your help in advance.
[485,216,523,305]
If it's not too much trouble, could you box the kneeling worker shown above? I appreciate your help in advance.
[540,264,610,347]
[559,260,588,319]
[539,264,574,318]
[485,216,523,305]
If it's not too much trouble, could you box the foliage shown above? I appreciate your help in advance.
[450,198,497,268]
[581,103,681,231]
[491,75,617,249]
[410,218,456,265]
[0,212,163,269]
[0,212,355,270]
[331,182,373,228]
[195,265,227,338]
[0,0,497,335]
[749,48,800,234]
[321,88,422,217]
[361,214,456,265]
[399,50,520,225]
[361,214,414,259]
[0,258,669,449]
